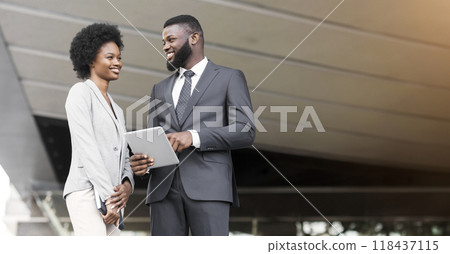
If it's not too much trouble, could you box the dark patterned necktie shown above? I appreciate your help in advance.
[176,70,195,123]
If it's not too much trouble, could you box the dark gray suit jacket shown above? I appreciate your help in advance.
[145,60,255,207]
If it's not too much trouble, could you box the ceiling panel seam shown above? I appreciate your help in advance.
[12,44,450,122]
[2,2,450,92]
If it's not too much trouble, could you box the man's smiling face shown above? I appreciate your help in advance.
[163,24,192,71]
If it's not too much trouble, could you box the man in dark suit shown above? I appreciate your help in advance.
[130,15,255,236]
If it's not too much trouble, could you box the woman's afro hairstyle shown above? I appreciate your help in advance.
[69,23,124,79]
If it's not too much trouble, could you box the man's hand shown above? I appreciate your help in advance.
[167,131,192,152]
[130,153,154,176]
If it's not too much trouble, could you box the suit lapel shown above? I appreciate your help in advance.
[109,95,124,131]
[85,79,120,130]
[179,61,219,126]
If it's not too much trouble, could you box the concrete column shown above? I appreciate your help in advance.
[0,28,57,196]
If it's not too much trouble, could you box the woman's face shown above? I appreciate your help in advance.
[90,41,122,82]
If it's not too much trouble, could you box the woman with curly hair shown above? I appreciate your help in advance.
[63,23,145,235]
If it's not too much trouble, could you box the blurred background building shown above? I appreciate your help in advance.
[1,0,450,235]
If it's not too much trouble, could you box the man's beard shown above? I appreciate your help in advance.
[166,38,192,71]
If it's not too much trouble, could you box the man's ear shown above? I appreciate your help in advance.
[190,32,200,45]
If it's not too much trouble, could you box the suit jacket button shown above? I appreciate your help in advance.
[113,146,118,151]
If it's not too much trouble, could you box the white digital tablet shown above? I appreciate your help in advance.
[124,127,179,170]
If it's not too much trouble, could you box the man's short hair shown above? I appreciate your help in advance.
[164,15,203,37]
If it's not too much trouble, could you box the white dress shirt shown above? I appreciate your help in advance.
[172,57,208,148]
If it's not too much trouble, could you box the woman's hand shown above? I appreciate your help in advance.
[107,180,132,211]
[101,202,120,225]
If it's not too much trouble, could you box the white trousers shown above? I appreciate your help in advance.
[66,188,120,236]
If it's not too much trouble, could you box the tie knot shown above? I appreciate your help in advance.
[183,70,195,79]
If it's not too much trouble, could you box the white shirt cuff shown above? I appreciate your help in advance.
[188,130,200,148]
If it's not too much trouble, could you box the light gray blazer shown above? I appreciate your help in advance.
[63,79,134,202]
